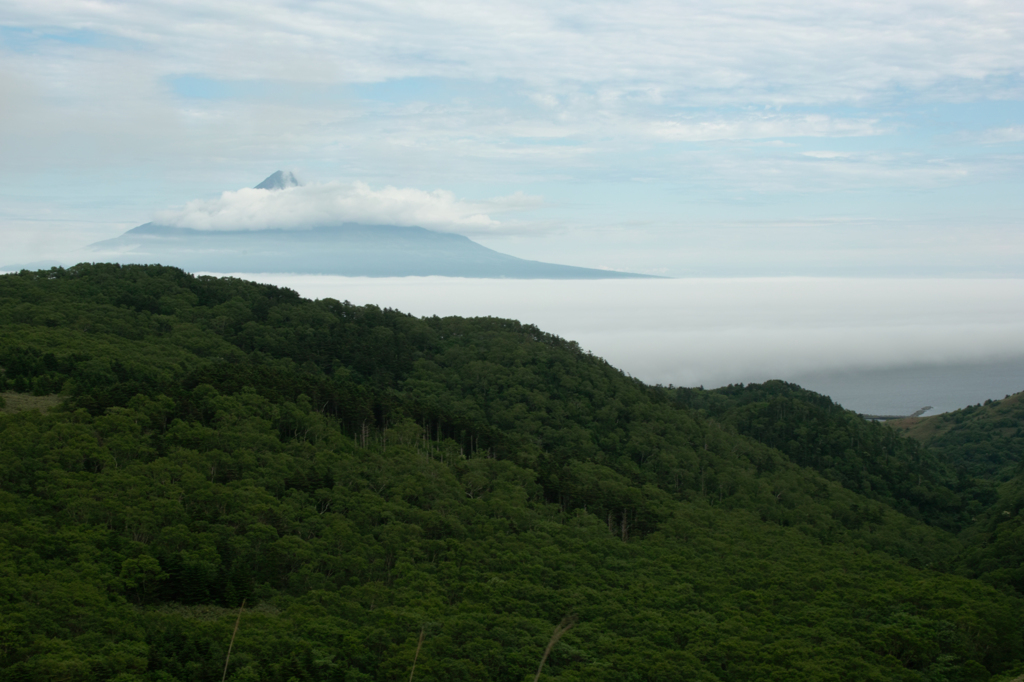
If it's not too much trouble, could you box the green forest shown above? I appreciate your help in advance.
[2,263,1023,681]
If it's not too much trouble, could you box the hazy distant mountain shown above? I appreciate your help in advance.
[84,222,651,278]
[5,172,653,278]
[83,172,655,278]
[254,170,300,190]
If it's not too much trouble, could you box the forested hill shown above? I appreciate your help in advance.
[1,264,1022,681]
[889,394,1024,597]
[890,392,1024,482]
[671,382,996,533]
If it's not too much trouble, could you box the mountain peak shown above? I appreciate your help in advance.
[255,170,300,190]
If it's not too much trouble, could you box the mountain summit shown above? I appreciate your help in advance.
[254,170,300,190]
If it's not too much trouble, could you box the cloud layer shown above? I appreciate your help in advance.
[153,182,538,233]
[1,0,1021,273]
[3,0,1022,103]
[198,274,1024,396]
[648,115,884,142]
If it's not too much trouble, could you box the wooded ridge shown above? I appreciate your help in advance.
[1,263,1022,681]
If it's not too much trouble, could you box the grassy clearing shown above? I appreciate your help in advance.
[891,391,1024,442]
[0,391,63,414]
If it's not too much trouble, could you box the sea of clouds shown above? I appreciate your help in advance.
[203,274,1024,413]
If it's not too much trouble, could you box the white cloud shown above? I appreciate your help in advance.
[3,0,1023,104]
[153,182,540,233]
[529,93,559,109]
[977,126,1024,144]
[0,51,186,172]
[801,151,854,159]
[648,115,883,142]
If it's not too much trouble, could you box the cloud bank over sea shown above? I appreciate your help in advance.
[201,275,1024,401]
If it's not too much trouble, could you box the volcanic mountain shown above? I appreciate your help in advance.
[81,173,653,279]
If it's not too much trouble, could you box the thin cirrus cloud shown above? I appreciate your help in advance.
[976,126,1024,144]
[3,0,1022,102]
[0,0,1022,274]
[647,116,884,142]
[152,182,542,233]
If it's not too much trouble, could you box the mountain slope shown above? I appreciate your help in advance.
[670,381,998,532]
[254,170,300,190]
[890,391,1024,481]
[887,393,1024,597]
[84,222,652,278]
[7,173,654,279]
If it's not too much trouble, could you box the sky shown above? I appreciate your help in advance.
[2,1,1024,405]
[2,0,1024,276]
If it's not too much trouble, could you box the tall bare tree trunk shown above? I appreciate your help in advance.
[221,599,246,682]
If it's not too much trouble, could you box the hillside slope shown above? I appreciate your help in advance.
[889,394,1024,597]
[890,392,1024,481]
[673,381,1003,533]
[0,264,1020,682]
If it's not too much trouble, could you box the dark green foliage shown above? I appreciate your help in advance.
[672,381,981,531]
[894,393,1024,597]
[0,264,1021,681]
[898,393,1024,482]
[956,473,1024,596]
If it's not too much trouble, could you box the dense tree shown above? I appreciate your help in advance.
[1,264,1022,681]
[891,394,1024,598]
[671,381,984,532]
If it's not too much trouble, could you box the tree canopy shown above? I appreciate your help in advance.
[1,263,1022,682]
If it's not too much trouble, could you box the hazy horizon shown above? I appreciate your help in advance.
[185,273,1024,415]
[3,0,1021,412]
[4,263,1020,414]
[2,1,1022,277]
